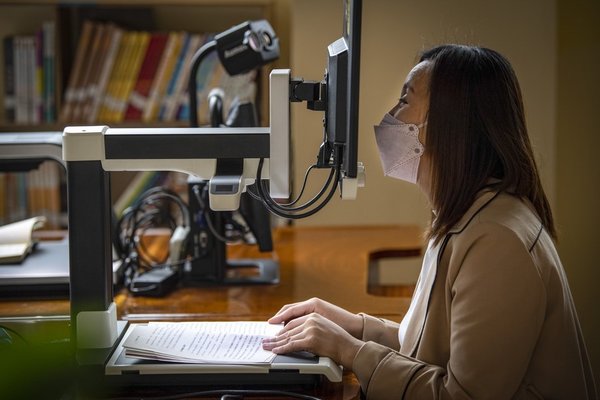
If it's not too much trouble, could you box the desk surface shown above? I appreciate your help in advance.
[0,225,423,399]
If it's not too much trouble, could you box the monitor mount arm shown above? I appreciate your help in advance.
[63,70,290,351]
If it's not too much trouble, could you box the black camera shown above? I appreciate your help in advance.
[215,20,279,75]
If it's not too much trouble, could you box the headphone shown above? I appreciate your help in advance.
[114,185,191,275]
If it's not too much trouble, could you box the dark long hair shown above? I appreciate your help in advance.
[420,45,556,242]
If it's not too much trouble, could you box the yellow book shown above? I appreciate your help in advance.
[113,31,149,122]
[98,31,132,122]
[108,31,135,122]
[142,32,183,122]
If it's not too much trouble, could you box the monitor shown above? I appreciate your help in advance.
[255,0,363,218]
[326,0,362,181]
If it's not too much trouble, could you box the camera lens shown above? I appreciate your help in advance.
[261,31,272,47]
[245,31,261,51]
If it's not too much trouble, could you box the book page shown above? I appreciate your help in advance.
[0,216,46,245]
[123,321,282,364]
[0,217,46,263]
[0,243,29,263]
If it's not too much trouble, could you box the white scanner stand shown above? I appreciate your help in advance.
[62,70,342,389]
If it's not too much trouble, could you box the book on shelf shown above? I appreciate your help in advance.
[142,31,184,123]
[75,23,112,123]
[3,36,15,123]
[35,28,44,124]
[3,22,56,125]
[73,23,109,122]
[51,21,258,126]
[123,32,168,121]
[43,20,56,123]
[159,33,204,122]
[87,24,124,123]
[122,321,281,365]
[113,31,150,122]
[0,216,46,264]
[157,32,190,121]
[14,36,26,124]
[60,20,95,123]
[0,161,65,230]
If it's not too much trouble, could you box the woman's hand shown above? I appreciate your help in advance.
[262,312,364,370]
[267,297,364,339]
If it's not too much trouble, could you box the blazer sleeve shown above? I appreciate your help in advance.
[352,223,547,399]
[360,313,401,350]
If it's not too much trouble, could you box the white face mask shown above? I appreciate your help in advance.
[373,113,426,184]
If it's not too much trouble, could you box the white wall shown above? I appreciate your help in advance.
[289,0,556,228]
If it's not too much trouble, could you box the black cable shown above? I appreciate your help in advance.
[255,145,342,219]
[115,187,193,290]
[281,164,317,206]
[106,388,322,400]
[191,184,247,244]
[247,163,320,208]
[260,166,335,212]
[189,40,218,127]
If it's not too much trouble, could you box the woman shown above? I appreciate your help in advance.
[262,45,597,399]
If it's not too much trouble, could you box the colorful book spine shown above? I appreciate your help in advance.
[113,31,150,122]
[87,24,123,123]
[98,30,132,122]
[158,32,190,121]
[60,21,96,123]
[142,32,183,122]
[14,37,25,124]
[3,36,15,123]
[79,23,112,122]
[42,20,56,123]
[28,37,37,123]
[169,34,203,122]
[123,33,168,121]
[72,23,106,122]
[35,28,44,124]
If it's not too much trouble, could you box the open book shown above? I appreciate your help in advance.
[0,216,46,264]
[123,321,282,365]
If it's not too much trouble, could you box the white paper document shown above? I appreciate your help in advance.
[123,321,282,365]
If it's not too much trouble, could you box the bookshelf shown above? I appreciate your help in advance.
[0,0,289,131]
[0,0,290,226]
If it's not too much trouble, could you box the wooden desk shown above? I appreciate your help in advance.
[0,225,423,399]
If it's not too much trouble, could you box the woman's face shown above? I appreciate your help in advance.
[388,60,431,142]
[388,61,432,198]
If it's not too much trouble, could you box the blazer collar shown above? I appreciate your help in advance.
[447,188,501,235]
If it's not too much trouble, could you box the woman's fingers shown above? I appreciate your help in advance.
[263,325,310,354]
[268,299,318,324]
[273,313,310,334]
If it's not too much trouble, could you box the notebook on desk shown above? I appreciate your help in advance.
[0,240,69,297]
[105,322,343,387]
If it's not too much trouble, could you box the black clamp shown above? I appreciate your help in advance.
[289,78,327,111]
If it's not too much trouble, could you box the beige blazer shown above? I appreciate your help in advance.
[353,190,597,399]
